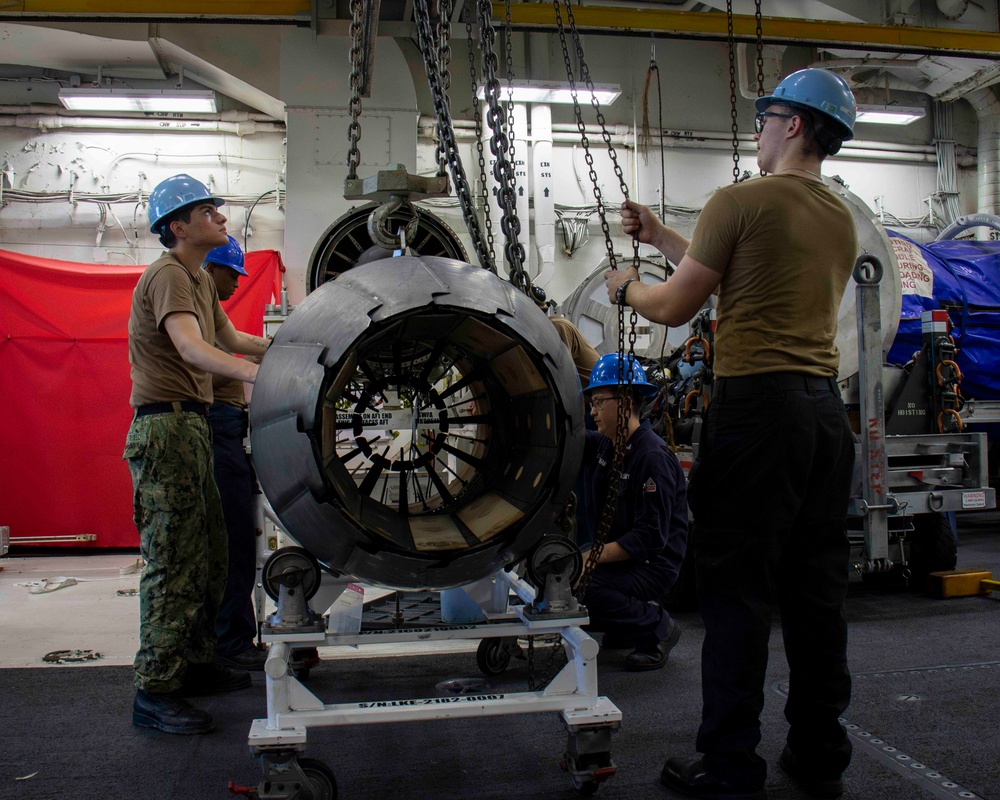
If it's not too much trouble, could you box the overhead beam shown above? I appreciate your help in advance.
[0,1,310,22]
[493,4,1000,59]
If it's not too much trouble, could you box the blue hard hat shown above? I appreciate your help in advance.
[147,173,224,234]
[755,68,856,141]
[585,353,658,398]
[205,235,248,276]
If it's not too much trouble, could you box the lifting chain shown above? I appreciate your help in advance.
[934,326,965,433]
[754,0,765,97]
[346,0,365,181]
[552,0,639,600]
[434,0,454,178]
[504,0,518,216]
[465,12,497,260]
[478,0,530,292]
[753,0,766,177]
[725,0,740,184]
[526,632,565,691]
[413,0,496,272]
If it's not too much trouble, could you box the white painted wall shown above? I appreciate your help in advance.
[0,126,285,265]
[0,26,978,308]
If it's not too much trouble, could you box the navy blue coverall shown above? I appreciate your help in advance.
[582,424,688,650]
[208,401,259,657]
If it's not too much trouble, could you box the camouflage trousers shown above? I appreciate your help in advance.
[124,411,227,693]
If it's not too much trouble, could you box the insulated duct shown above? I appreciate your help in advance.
[964,86,1000,222]
[531,103,556,290]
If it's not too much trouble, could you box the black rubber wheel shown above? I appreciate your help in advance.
[477,637,512,676]
[299,757,337,800]
[860,567,907,588]
[526,534,584,588]
[575,780,599,797]
[909,513,958,589]
[261,546,322,602]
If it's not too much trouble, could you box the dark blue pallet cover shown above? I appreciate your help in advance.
[886,231,1000,411]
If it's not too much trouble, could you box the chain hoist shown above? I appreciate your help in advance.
[503,0,518,217]
[413,0,496,272]
[345,0,365,182]
[478,0,530,292]
[465,13,497,260]
[553,0,638,600]
[754,0,765,97]
[434,0,454,178]
[725,0,740,184]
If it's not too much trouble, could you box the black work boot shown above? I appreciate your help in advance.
[215,644,268,672]
[180,661,252,696]
[133,689,214,735]
[779,746,844,798]
[624,620,682,672]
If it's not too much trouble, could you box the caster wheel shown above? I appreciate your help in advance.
[262,546,322,602]
[476,637,512,676]
[299,757,337,800]
[574,780,599,797]
[292,665,312,681]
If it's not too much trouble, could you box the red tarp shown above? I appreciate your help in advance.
[0,248,284,548]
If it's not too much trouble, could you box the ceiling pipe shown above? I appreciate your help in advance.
[421,128,951,164]
[0,105,282,124]
[0,115,284,135]
[418,116,943,155]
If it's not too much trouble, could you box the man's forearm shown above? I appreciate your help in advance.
[654,226,691,266]
[598,541,631,564]
[232,331,270,357]
[178,337,259,383]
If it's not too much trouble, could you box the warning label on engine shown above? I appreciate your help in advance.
[890,238,934,298]
[962,491,987,509]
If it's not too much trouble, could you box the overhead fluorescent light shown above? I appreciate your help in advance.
[855,104,926,126]
[58,88,217,114]
[476,80,621,106]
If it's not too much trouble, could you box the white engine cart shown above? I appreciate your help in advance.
[237,538,621,799]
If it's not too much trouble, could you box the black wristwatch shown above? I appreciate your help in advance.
[615,277,637,306]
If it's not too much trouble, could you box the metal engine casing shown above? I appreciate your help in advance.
[250,255,586,591]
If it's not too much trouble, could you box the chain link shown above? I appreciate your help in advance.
[478,0,529,291]
[435,0,454,178]
[553,0,638,600]
[725,0,740,184]
[465,13,496,259]
[754,0,765,97]
[346,0,364,181]
[504,0,518,226]
[413,0,495,272]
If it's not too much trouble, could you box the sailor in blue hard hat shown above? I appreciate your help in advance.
[127,175,271,736]
[203,235,248,302]
[578,352,688,673]
[584,352,658,439]
[147,173,227,248]
[609,70,860,797]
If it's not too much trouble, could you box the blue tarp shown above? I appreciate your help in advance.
[886,231,1000,404]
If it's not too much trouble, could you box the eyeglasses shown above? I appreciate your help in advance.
[754,111,796,133]
[590,396,618,410]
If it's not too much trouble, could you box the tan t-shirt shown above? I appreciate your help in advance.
[212,371,248,409]
[686,174,858,378]
[128,253,229,406]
